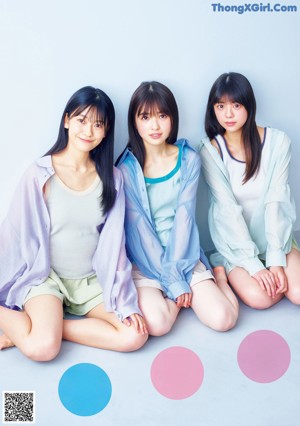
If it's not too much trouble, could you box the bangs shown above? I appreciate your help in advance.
[136,93,172,117]
[70,104,108,127]
[212,78,246,106]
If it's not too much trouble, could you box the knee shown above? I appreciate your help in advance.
[22,338,61,362]
[209,305,239,332]
[146,313,175,337]
[286,285,300,305]
[243,292,281,310]
[118,331,148,353]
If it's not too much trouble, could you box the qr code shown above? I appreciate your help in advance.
[2,392,35,423]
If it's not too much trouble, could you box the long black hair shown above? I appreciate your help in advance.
[119,81,179,169]
[205,72,261,183]
[46,86,116,214]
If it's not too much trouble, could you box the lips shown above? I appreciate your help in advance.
[79,138,93,143]
[149,133,162,139]
[225,122,236,127]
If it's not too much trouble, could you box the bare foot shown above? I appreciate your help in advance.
[0,334,15,350]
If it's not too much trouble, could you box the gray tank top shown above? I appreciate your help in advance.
[44,174,105,278]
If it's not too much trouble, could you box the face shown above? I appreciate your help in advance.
[64,107,106,153]
[214,97,248,134]
[135,107,172,148]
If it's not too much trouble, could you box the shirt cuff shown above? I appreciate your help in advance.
[114,306,143,322]
[166,280,191,300]
[241,257,266,276]
[265,249,287,268]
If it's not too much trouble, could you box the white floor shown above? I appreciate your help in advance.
[1,295,300,426]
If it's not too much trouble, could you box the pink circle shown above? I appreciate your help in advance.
[237,330,291,383]
[150,346,204,399]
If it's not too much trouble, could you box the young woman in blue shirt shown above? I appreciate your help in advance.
[199,72,300,309]
[118,81,238,335]
[0,86,148,359]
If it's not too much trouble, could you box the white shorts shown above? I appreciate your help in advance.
[132,261,214,291]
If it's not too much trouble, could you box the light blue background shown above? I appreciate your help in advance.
[0,0,299,249]
[0,4,300,425]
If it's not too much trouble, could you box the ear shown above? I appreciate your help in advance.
[64,113,69,129]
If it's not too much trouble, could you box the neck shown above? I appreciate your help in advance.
[143,141,170,161]
[224,129,243,147]
[55,146,93,172]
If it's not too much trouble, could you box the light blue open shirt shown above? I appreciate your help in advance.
[0,156,141,321]
[198,128,296,276]
[118,139,211,301]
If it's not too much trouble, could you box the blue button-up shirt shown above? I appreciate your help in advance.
[118,139,211,301]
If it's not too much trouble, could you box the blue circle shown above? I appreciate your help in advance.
[58,363,112,416]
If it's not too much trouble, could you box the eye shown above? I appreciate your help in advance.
[94,121,104,128]
[159,113,168,119]
[140,114,149,120]
[233,103,241,109]
[215,103,224,110]
[77,118,86,124]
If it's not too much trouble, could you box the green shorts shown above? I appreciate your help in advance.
[24,268,103,316]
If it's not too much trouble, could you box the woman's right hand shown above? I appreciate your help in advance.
[176,293,192,308]
[123,314,148,335]
[252,269,277,298]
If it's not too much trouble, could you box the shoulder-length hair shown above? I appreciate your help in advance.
[205,72,261,183]
[45,86,116,214]
[125,81,179,168]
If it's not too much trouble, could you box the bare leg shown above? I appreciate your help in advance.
[63,303,148,352]
[191,276,238,332]
[136,287,180,336]
[284,248,300,304]
[0,295,63,361]
[0,333,14,350]
[228,267,283,309]
[213,266,240,308]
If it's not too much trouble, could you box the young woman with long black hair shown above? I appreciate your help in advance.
[200,72,300,309]
[0,86,148,359]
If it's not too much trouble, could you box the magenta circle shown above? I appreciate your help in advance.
[150,346,204,399]
[237,330,291,383]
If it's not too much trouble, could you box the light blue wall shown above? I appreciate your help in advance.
[0,0,299,250]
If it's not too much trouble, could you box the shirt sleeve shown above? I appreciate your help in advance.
[199,138,265,276]
[0,163,51,308]
[264,131,295,267]
[160,149,202,299]
[93,168,142,322]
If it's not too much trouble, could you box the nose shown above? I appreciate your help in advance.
[151,116,160,130]
[83,122,93,136]
[225,104,234,118]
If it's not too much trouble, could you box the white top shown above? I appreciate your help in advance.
[214,128,272,226]
[45,174,105,278]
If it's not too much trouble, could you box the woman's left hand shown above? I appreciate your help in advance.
[176,292,192,308]
[269,266,288,294]
[123,314,148,335]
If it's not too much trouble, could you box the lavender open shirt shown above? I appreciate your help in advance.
[0,156,141,321]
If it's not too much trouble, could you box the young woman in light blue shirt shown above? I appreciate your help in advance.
[0,86,148,359]
[200,72,300,309]
[118,81,238,335]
